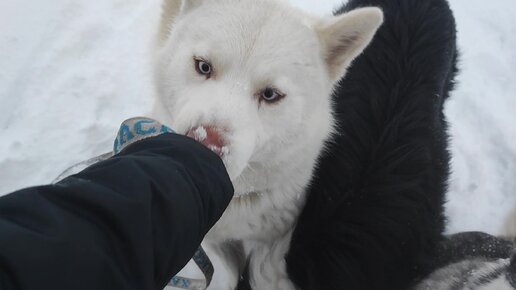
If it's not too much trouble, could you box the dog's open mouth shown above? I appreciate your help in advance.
[186,125,228,157]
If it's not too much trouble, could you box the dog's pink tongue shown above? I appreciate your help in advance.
[186,126,226,157]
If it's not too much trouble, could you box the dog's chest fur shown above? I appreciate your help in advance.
[201,137,329,290]
[206,141,324,242]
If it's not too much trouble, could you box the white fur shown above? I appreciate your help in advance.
[153,0,383,289]
[476,276,514,290]
[414,259,514,290]
[502,205,516,238]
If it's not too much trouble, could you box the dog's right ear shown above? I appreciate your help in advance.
[315,7,383,82]
[159,0,204,45]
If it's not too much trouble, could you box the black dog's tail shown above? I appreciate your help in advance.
[286,0,458,289]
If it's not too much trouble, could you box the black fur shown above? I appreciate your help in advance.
[284,0,458,289]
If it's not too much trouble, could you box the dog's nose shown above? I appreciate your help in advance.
[186,125,227,157]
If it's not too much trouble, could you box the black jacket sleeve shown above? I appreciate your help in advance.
[0,133,234,290]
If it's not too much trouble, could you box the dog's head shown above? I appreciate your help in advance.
[154,0,382,194]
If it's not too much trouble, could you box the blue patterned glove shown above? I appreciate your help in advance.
[113,117,174,154]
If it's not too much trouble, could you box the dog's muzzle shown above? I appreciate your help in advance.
[186,125,228,157]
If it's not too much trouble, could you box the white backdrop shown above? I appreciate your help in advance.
[0,0,515,235]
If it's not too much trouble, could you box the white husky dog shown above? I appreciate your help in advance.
[152,0,383,289]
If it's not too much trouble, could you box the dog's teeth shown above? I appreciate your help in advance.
[208,145,221,154]
[193,126,207,141]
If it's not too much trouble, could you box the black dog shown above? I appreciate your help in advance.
[283,0,458,289]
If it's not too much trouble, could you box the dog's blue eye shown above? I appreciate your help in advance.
[194,58,212,78]
[261,88,285,103]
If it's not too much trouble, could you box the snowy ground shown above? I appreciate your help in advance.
[0,0,515,236]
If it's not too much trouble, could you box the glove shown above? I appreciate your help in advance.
[113,117,174,154]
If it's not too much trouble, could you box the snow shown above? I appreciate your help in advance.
[0,0,515,236]
[445,0,516,234]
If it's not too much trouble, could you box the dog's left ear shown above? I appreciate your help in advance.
[159,0,205,45]
[316,7,383,82]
